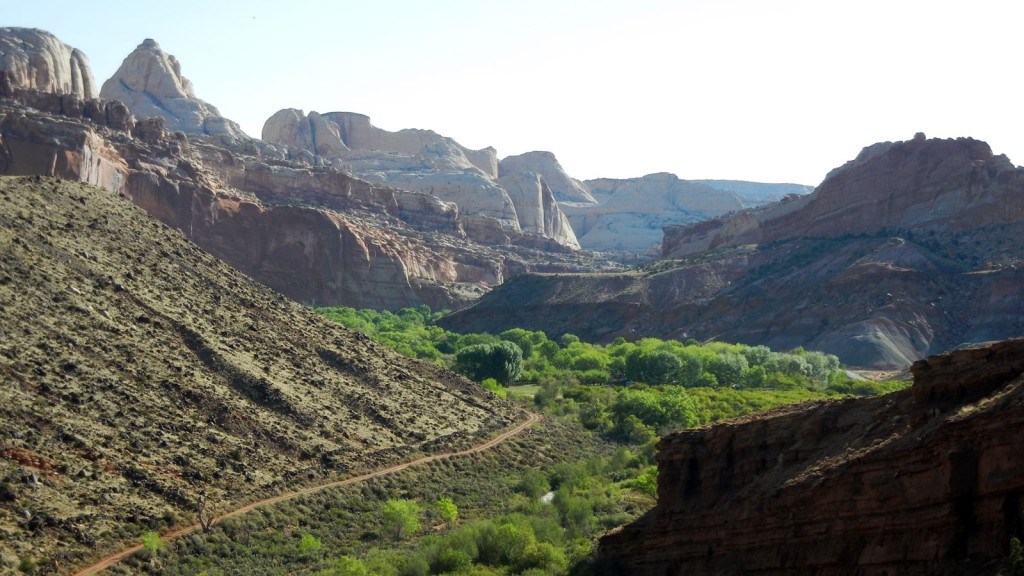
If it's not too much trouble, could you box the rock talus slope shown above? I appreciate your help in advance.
[599,339,1024,575]
[0,175,522,570]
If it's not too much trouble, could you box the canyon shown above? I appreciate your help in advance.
[442,135,1024,368]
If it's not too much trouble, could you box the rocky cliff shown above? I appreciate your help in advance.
[599,338,1024,575]
[262,108,581,249]
[0,27,95,99]
[560,173,746,255]
[441,136,1024,368]
[100,39,246,139]
[664,134,1022,258]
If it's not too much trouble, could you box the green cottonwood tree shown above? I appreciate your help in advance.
[453,342,523,384]
[381,498,421,540]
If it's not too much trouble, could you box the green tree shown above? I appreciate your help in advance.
[381,499,421,540]
[298,533,322,556]
[437,497,458,529]
[335,556,369,576]
[141,531,165,568]
[454,342,523,384]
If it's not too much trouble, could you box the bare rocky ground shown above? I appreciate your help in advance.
[0,175,521,573]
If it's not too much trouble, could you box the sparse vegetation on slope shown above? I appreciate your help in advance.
[0,176,520,573]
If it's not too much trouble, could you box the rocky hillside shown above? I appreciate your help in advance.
[1,28,616,312]
[441,135,1024,368]
[599,339,1024,575]
[0,175,522,571]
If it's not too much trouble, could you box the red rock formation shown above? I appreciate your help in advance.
[599,339,1024,575]
[663,135,1024,259]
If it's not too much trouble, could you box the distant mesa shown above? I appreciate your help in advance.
[99,38,246,138]
[0,27,96,98]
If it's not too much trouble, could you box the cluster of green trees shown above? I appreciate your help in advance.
[317,306,843,390]
[316,306,906,442]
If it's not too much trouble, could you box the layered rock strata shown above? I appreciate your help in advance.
[599,339,1024,575]
[663,134,1022,258]
[442,136,1024,368]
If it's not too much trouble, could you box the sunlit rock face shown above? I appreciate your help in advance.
[100,39,246,138]
[442,135,1024,369]
[0,27,96,98]
[262,108,582,249]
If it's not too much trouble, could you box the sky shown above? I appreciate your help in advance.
[6,0,1023,186]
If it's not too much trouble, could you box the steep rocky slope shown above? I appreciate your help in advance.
[599,339,1024,575]
[442,136,1024,368]
[0,175,522,571]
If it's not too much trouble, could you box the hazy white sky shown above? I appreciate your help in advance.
[7,0,1023,185]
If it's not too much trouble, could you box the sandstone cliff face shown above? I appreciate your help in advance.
[600,339,1024,575]
[560,173,745,255]
[0,28,95,98]
[499,150,595,204]
[262,108,582,249]
[100,39,246,139]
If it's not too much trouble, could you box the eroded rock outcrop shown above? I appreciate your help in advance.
[499,150,594,204]
[100,39,246,138]
[0,27,95,98]
[262,108,581,249]
[599,339,1024,575]
[1,57,609,310]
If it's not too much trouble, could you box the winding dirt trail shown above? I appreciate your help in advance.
[70,411,540,576]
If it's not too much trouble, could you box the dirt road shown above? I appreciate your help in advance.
[70,411,540,576]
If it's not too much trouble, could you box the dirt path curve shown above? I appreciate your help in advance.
[70,411,540,576]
